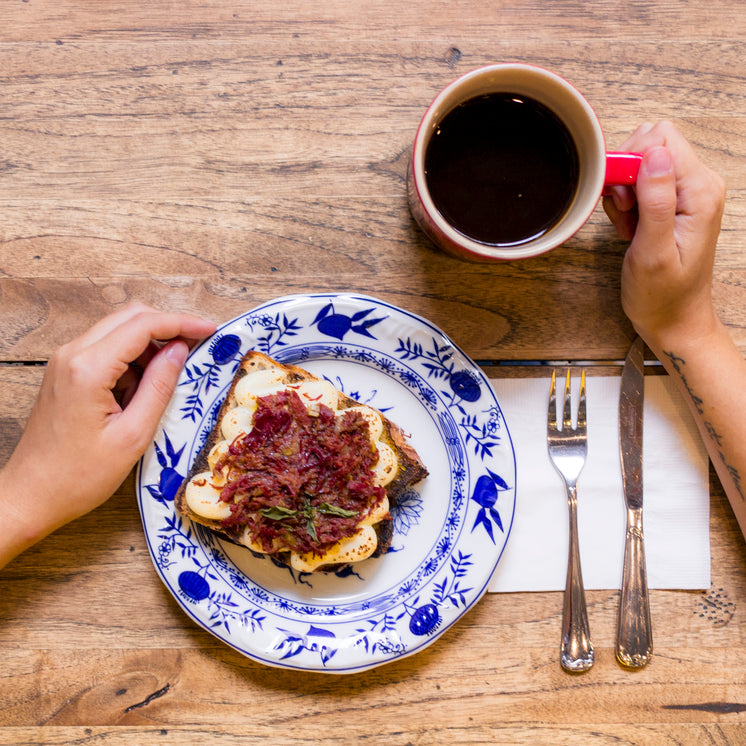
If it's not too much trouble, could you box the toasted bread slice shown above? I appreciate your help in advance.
[174,350,428,572]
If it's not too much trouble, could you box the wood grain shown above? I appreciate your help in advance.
[2,0,745,43]
[0,725,745,746]
[1,9,745,362]
[1,194,745,360]
[1,365,746,740]
[2,0,746,742]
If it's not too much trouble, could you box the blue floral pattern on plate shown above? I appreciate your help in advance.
[136,293,516,673]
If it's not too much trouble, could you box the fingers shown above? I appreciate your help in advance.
[93,308,216,371]
[116,340,191,452]
[620,121,715,221]
[65,302,216,359]
[606,121,724,253]
[50,306,216,418]
[65,302,155,352]
[602,194,638,241]
[629,146,679,267]
[95,310,214,452]
[621,121,702,179]
[619,121,655,151]
[602,122,659,240]
[606,185,637,213]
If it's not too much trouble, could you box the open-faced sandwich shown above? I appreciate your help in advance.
[174,350,428,572]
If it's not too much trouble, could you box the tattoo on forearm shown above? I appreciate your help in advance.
[705,420,724,447]
[663,350,745,502]
[664,351,704,415]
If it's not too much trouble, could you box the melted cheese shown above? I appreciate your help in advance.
[233,367,287,412]
[221,406,255,442]
[187,365,399,569]
[236,526,282,554]
[337,405,383,442]
[372,441,398,487]
[185,471,232,521]
[207,441,230,486]
[363,495,390,526]
[291,379,341,414]
[290,525,378,573]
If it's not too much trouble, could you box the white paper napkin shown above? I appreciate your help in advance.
[488,374,711,592]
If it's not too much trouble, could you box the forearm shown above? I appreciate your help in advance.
[0,445,84,570]
[0,466,52,570]
[0,445,125,571]
[647,320,746,541]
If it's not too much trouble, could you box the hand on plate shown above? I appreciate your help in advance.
[0,302,216,568]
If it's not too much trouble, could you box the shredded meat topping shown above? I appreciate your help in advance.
[216,388,386,556]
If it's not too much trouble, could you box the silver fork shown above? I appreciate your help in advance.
[547,369,594,672]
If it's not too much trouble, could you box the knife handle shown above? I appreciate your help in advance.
[616,510,653,668]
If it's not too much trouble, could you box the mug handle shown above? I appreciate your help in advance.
[603,152,644,195]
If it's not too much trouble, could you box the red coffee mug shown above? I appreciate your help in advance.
[407,63,641,261]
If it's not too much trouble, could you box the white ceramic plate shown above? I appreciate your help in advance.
[136,293,516,673]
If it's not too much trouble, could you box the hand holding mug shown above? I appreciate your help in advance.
[603,120,726,349]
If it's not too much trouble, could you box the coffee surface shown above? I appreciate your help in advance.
[424,93,580,246]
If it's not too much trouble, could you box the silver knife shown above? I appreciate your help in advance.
[616,336,653,668]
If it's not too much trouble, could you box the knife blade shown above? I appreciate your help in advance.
[616,336,653,668]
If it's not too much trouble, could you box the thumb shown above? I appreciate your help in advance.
[119,340,189,449]
[631,146,678,255]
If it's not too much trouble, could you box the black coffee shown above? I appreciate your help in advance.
[424,93,580,247]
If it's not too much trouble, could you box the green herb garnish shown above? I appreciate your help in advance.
[305,515,319,543]
[260,498,358,543]
[301,495,319,543]
[259,506,298,521]
[318,503,359,518]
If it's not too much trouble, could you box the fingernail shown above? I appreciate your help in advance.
[645,146,673,177]
[163,339,189,366]
[638,121,655,136]
[610,187,627,212]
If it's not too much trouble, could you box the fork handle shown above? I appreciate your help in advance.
[616,508,653,668]
[561,483,594,672]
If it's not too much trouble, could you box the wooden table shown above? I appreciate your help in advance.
[2,1,745,743]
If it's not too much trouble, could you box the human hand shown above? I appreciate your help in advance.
[603,121,726,352]
[0,303,216,564]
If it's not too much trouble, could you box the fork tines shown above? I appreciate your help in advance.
[548,369,586,433]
